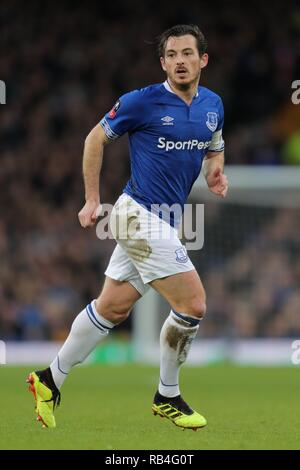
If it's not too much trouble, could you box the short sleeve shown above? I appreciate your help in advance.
[100,90,146,140]
[216,97,224,131]
[208,97,225,152]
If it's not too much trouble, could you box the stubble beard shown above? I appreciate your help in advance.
[170,71,200,91]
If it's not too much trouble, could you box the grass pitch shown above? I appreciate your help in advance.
[0,364,299,450]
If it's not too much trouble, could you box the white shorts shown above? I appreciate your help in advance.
[105,194,195,296]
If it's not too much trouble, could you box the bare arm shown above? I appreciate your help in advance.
[78,125,110,228]
[202,150,228,198]
[203,150,224,178]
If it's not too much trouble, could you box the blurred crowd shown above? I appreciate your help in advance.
[193,206,300,338]
[1,0,300,340]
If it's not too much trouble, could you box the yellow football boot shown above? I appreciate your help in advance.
[27,371,61,428]
[152,392,207,431]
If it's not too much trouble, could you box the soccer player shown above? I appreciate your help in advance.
[27,24,228,430]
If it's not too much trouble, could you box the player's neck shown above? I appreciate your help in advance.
[167,79,199,105]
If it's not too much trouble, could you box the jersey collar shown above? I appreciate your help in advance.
[163,80,199,98]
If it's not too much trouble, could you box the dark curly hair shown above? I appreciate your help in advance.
[158,24,208,58]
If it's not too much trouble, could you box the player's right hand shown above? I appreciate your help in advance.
[78,200,102,228]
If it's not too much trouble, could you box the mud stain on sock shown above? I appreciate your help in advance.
[165,325,197,364]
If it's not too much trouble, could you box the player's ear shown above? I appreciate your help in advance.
[200,53,209,70]
[160,56,167,72]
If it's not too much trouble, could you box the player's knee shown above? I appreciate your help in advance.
[95,297,133,324]
[186,299,207,319]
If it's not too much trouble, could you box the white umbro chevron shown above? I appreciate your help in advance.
[161,116,174,125]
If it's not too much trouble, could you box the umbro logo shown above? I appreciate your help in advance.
[161,116,174,126]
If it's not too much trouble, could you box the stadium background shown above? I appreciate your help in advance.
[1,0,300,451]
[1,0,300,355]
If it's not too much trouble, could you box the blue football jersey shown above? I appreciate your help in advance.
[100,81,224,226]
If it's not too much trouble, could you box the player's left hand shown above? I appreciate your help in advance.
[206,168,228,198]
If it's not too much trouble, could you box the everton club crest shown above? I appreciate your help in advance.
[175,247,188,263]
[206,112,218,132]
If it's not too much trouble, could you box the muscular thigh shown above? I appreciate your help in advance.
[150,270,206,318]
[96,276,142,323]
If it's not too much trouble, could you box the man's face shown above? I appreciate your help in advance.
[160,34,208,88]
